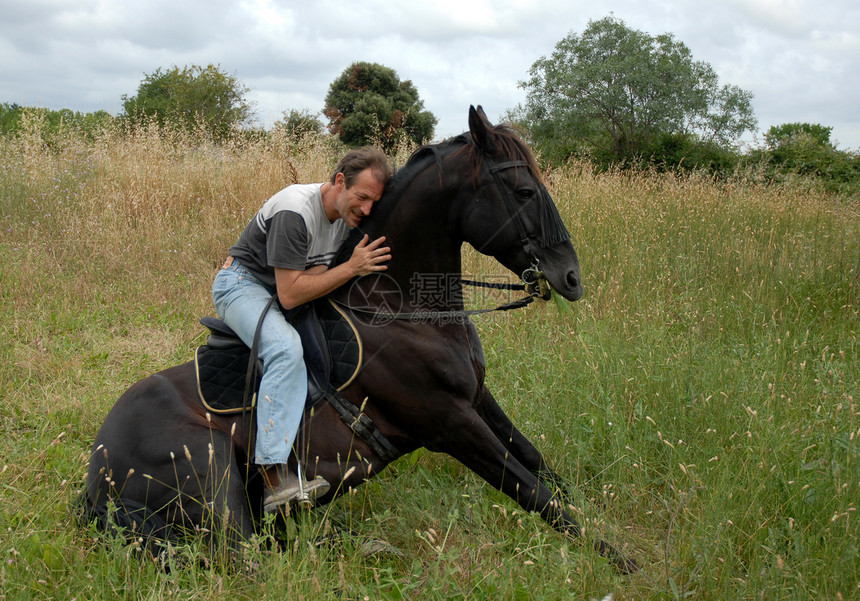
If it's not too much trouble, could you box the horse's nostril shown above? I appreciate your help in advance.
[567,272,579,289]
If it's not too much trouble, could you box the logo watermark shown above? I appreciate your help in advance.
[346,273,403,327]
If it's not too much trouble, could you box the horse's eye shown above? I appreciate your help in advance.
[515,188,535,201]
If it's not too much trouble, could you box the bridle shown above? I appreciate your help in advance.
[480,150,566,299]
[484,156,541,259]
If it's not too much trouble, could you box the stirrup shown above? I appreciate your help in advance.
[261,464,330,513]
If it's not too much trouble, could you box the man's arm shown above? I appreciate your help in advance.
[274,235,390,309]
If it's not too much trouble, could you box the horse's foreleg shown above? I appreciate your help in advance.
[445,408,637,573]
[474,386,566,488]
[443,409,577,530]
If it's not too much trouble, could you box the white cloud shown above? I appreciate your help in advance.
[1,0,858,148]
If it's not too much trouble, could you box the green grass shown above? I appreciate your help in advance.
[1,126,857,600]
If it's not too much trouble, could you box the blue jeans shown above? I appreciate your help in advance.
[212,260,307,465]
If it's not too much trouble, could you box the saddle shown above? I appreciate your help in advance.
[194,298,362,414]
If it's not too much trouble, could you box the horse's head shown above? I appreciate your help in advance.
[458,106,583,302]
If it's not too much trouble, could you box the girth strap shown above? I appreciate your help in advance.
[324,390,400,464]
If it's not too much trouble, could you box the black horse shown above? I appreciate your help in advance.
[82,106,635,572]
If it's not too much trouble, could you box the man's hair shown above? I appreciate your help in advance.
[330,146,392,187]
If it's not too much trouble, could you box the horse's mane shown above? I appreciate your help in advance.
[332,124,545,266]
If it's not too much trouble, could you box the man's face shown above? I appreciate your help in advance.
[335,168,385,227]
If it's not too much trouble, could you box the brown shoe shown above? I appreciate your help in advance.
[261,465,330,513]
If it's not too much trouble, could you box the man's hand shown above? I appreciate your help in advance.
[274,235,392,309]
[347,235,391,276]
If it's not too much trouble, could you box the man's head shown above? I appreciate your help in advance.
[330,146,392,227]
[330,146,392,189]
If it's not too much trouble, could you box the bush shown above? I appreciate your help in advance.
[643,133,740,174]
[743,125,860,197]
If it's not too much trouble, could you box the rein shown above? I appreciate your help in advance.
[332,292,536,323]
[334,268,549,323]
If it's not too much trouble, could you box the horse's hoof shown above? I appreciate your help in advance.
[595,539,639,574]
[614,555,640,575]
[360,538,403,558]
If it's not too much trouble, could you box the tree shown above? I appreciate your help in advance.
[273,108,325,139]
[324,62,436,150]
[516,16,756,165]
[765,122,834,149]
[121,64,253,140]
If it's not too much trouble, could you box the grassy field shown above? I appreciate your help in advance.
[1,121,857,600]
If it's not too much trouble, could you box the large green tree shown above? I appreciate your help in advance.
[324,62,436,150]
[515,16,756,165]
[121,64,253,139]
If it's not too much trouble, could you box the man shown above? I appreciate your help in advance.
[212,146,392,513]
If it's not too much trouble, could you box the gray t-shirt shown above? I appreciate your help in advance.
[229,183,349,290]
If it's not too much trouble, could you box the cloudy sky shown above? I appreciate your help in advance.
[3,0,859,149]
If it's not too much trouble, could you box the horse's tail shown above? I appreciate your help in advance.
[76,491,175,557]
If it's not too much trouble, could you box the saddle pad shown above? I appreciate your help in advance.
[320,299,363,390]
[194,344,260,414]
[194,299,362,415]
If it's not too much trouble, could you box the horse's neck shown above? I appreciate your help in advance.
[369,169,467,311]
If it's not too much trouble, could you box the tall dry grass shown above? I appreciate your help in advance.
[1,122,857,600]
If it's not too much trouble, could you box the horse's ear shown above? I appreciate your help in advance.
[469,105,496,154]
